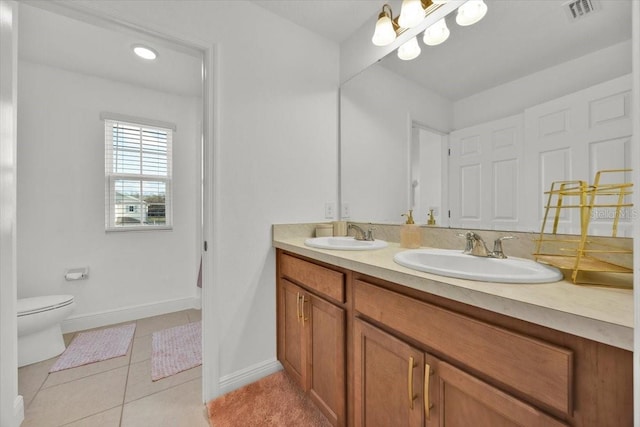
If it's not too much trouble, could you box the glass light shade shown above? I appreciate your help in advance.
[372,14,396,46]
[398,0,425,28]
[423,18,450,46]
[133,45,157,60]
[456,0,488,26]
[397,37,421,60]
[432,0,448,3]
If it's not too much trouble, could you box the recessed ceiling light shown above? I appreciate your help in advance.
[133,45,157,60]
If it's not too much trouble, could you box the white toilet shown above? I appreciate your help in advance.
[17,295,75,367]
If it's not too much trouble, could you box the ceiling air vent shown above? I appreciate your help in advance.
[563,0,599,22]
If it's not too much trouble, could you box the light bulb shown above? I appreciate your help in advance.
[372,13,396,46]
[456,0,488,26]
[397,37,421,60]
[133,45,157,60]
[398,0,425,28]
[423,18,450,46]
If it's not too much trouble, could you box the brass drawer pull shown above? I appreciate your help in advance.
[424,363,433,420]
[408,356,417,409]
[296,292,302,321]
[302,296,309,325]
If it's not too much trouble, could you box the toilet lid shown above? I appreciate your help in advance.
[17,295,74,317]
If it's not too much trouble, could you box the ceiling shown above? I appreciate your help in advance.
[252,0,380,44]
[254,0,632,100]
[18,3,203,98]
[17,1,632,102]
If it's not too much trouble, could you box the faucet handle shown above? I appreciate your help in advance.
[458,231,474,253]
[366,223,376,241]
[492,236,514,259]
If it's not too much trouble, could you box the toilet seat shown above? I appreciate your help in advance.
[18,295,74,317]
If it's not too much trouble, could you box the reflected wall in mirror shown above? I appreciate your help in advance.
[340,0,633,236]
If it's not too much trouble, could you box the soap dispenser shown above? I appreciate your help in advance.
[427,209,436,226]
[400,210,421,249]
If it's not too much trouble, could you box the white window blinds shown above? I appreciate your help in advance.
[104,118,173,230]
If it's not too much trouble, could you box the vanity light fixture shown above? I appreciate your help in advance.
[398,0,426,29]
[132,45,158,60]
[423,17,450,45]
[371,0,487,59]
[397,36,421,60]
[456,0,488,26]
[371,4,398,46]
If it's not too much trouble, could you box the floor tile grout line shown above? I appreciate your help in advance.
[123,374,203,406]
[57,403,123,427]
[40,356,133,390]
[119,320,136,427]
[23,364,52,412]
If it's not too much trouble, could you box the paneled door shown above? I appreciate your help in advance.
[523,74,632,236]
[448,114,524,231]
[353,319,424,427]
[278,279,306,389]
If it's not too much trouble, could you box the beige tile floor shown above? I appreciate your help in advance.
[18,309,209,427]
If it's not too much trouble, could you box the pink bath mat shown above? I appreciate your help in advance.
[50,323,136,372]
[151,321,201,381]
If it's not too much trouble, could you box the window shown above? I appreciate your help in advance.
[104,117,173,230]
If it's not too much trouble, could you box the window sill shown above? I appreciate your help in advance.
[106,226,173,233]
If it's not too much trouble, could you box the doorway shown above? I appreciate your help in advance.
[15,2,215,422]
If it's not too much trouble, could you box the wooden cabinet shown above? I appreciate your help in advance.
[354,318,567,427]
[277,253,346,426]
[275,250,633,427]
[279,279,306,387]
[353,318,424,427]
[425,354,567,427]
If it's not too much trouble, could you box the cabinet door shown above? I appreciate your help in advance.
[306,294,345,426]
[425,354,568,427]
[279,279,306,389]
[353,318,424,427]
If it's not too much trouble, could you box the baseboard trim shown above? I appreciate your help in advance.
[61,296,201,333]
[11,395,24,427]
[218,358,282,396]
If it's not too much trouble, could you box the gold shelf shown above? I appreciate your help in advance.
[534,169,633,287]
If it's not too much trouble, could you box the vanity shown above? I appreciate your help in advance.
[273,224,633,427]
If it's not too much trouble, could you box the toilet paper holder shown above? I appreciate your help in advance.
[65,267,89,281]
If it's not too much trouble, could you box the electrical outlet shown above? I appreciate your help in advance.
[325,202,335,219]
[341,202,350,218]
[429,206,439,217]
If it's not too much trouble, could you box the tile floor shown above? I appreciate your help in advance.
[18,309,210,427]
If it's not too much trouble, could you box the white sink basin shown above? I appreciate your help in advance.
[393,248,563,284]
[305,236,388,251]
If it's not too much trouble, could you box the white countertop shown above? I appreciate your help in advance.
[273,233,633,351]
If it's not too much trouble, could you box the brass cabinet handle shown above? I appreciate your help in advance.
[408,356,417,409]
[424,363,433,420]
[296,292,301,321]
[301,296,309,325]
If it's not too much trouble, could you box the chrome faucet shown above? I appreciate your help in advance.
[459,231,513,258]
[461,231,491,257]
[348,223,375,241]
[491,236,514,259]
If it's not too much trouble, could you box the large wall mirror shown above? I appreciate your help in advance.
[341,0,633,236]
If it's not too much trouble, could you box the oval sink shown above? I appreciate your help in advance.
[394,248,563,284]
[305,236,388,251]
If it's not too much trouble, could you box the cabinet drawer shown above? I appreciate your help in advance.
[354,280,573,416]
[281,254,345,303]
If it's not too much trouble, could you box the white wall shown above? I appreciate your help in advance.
[341,63,452,223]
[17,60,202,328]
[453,40,632,130]
[0,1,24,425]
[66,0,340,386]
